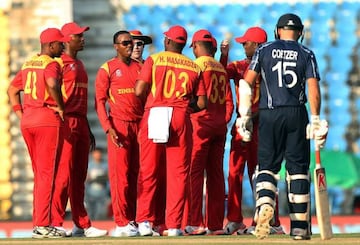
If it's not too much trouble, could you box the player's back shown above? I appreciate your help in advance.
[141,51,201,110]
[250,40,319,109]
[20,54,63,128]
[192,55,229,127]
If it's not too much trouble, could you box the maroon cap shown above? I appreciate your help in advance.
[190,29,213,47]
[40,28,71,44]
[61,22,89,37]
[129,30,152,44]
[164,25,187,44]
[235,27,267,44]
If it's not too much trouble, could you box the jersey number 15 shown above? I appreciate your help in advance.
[272,61,297,88]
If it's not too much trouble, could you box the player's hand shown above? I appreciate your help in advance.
[58,110,64,121]
[89,131,96,152]
[235,116,253,142]
[107,128,123,148]
[47,105,64,121]
[306,115,328,148]
[220,39,229,56]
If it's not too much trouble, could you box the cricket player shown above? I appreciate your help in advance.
[238,14,328,240]
[7,28,69,238]
[185,29,234,235]
[135,25,207,237]
[129,30,152,65]
[129,30,167,236]
[220,27,285,235]
[95,30,143,237]
[51,22,107,237]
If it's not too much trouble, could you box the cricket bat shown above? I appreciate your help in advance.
[313,145,333,240]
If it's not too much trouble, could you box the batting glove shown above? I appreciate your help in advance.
[236,116,253,142]
[306,115,329,148]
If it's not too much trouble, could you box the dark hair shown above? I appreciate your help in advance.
[113,30,130,44]
[170,39,186,52]
[197,41,214,54]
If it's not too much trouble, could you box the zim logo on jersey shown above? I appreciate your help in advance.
[316,168,327,192]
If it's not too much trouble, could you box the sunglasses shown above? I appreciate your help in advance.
[134,41,145,47]
[116,40,133,46]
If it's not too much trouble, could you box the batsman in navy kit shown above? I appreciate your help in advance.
[237,13,328,240]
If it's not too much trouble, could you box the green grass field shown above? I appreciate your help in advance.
[1,233,360,245]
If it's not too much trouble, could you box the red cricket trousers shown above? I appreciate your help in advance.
[136,108,192,229]
[226,121,258,224]
[108,118,139,226]
[185,121,226,231]
[52,116,92,229]
[22,126,63,227]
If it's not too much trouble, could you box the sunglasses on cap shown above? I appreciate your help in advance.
[134,41,145,47]
[115,40,133,46]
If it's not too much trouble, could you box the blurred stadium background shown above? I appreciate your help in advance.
[0,0,359,232]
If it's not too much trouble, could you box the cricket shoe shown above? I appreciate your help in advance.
[55,226,72,237]
[291,228,311,240]
[152,224,166,236]
[167,228,183,236]
[184,225,206,235]
[253,204,274,239]
[223,222,246,235]
[112,221,138,237]
[138,221,153,236]
[244,226,255,235]
[205,228,225,235]
[32,226,65,239]
[72,225,108,237]
[151,229,160,236]
[270,225,286,235]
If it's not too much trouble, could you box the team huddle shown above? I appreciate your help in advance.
[7,12,328,241]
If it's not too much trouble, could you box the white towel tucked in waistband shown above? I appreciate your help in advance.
[148,107,173,143]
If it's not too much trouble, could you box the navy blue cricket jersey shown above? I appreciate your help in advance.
[249,39,320,109]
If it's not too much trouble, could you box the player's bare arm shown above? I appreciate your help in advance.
[220,39,229,55]
[7,85,23,119]
[134,79,149,101]
[219,40,229,67]
[189,95,207,113]
[46,76,65,120]
[307,77,321,116]
[306,77,328,148]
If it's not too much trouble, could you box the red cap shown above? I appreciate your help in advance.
[235,27,267,44]
[190,29,213,47]
[129,30,152,44]
[40,28,71,44]
[61,22,89,37]
[164,25,187,44]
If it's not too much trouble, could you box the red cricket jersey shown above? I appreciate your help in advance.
[138,51,206,110]
[191,55,233,128]
[10,54,63,127]
[95,58,143,132]
[226,59,260,114]
[56,53,88,117]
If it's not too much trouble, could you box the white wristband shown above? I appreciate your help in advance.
[311,115,320,122]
